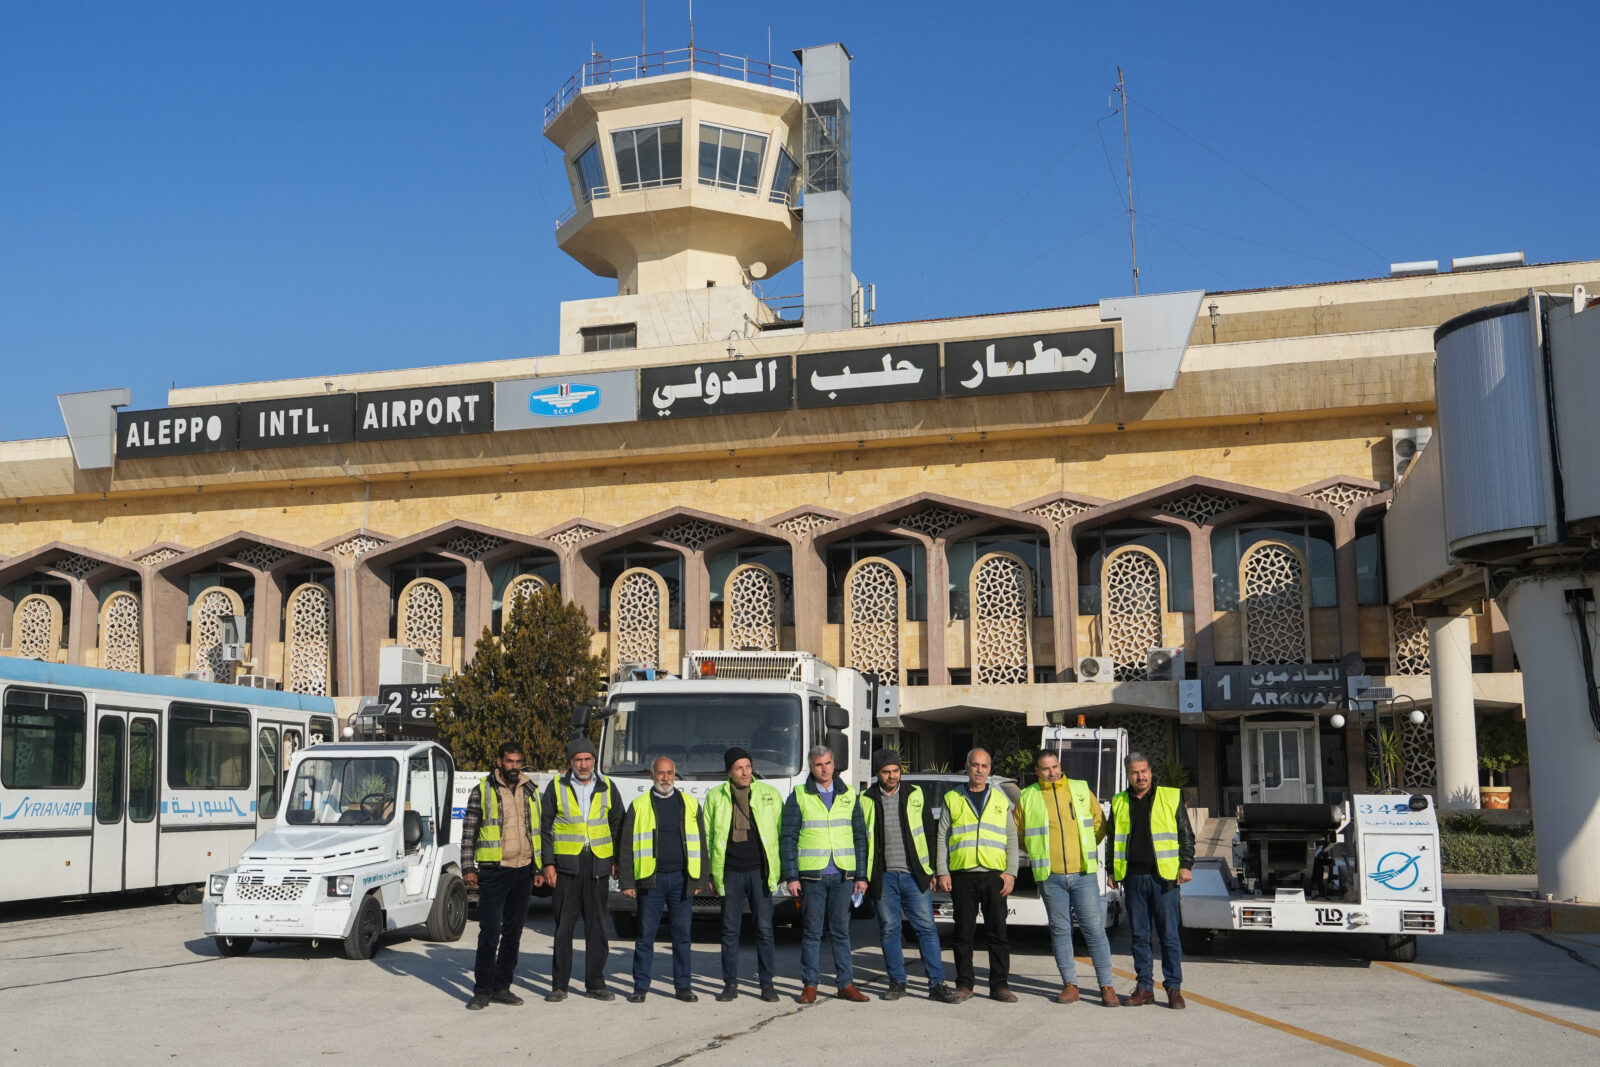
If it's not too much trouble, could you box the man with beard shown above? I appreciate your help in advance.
[461,742,542,1010]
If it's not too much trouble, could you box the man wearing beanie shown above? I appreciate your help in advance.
[863,749,959,1003]
[540,735,625,1001]
[703,746,784,1002]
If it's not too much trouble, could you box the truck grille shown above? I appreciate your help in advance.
[1401,910,1437,933]
[233,874,311,902]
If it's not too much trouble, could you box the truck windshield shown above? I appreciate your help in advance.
[1048,739,1119,798]
[285,757,399,825]
[603,693,804,781]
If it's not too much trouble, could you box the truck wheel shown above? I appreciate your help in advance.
[214,936,253,957]
[1382,934,1417,962]
[1179,926,1215,956]
[342,894,385,960]
[426,874,468,942]
[612,910,639,939]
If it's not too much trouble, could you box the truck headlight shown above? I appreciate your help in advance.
[208,874,229,897]
[327,875,354,897]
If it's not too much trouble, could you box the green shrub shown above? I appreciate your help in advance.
[1440,829,1538,874]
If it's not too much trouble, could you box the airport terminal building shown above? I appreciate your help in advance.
[3,45,1595,816]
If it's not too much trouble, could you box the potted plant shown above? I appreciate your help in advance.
[1476,713,1527,810]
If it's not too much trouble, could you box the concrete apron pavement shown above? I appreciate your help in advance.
[1444,874,1600,933]
[2,896,1599,1066]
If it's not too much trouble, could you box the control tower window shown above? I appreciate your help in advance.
[698,124,767,195]
[613,122,682,191]
[571,141,608,204]
[769,146,799,206]
[581,324,638,352]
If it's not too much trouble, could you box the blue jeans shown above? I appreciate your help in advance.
[1038,871,1113,988]
[632,869,694,993]
[1123,872,1183,991]
[720,867,776,987]
[874,870,945,986]
[798,871,854,989]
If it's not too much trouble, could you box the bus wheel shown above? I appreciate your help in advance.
[214,936,253,956]
[174,884,204,905]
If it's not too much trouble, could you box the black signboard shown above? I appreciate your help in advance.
[239,395,357,451]
[1202,664,1346,712]
[356,382,494,441]
[116,404,239,459]
[944,328,1117,397]
[796,345,941,408]
[641,356,791,419]
[378,683,444,721]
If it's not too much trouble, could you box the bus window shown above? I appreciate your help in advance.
[309,716,335,745]
[129,719,157,822]
[2,689,86,789]
[257,728,280,819]
[96,717,126,823]
[167,705,250,789]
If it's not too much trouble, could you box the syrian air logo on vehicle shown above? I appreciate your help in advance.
[1368,851,1421,891]
[527,382,600,417]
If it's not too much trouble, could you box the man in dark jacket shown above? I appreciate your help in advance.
[780,745,870,1004]
[618,756,708,1002]
[1107,751,1197,1009]
[461,742,542,1010]
[540,737,626,1002]
[863,749,958,1003]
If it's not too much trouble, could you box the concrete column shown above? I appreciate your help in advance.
[1496,574,1600,903]
[1055,528,1078,681]
[791,539,827,657]
[924,536,948,685]
[1428,612,1479,810]
[1188,525,1216,668]
[1332,517,1362,659]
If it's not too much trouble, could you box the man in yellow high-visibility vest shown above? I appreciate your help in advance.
[935,748,1021,1003]
[540,736,625,1002]
[1108,751,1195,1009]
[460,742,543,1010]
[780,745,870,1004]
[619,756,707,1003]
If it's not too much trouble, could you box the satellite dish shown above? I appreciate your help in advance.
[748,262,768,279]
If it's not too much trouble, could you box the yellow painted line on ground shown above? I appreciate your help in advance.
[1376,960,1600,1040]
[1094,962,1414,1066]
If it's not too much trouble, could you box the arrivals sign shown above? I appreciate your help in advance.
[1202,664,1347,712]
[493,370,638,430]
[944,328,1117,397]
[796,345,940,408]
[642,357,791,419]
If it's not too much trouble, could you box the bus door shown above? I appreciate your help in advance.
[254,721,304,832]
[90,709,161,893]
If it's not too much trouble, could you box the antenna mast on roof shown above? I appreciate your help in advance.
[1116,66,1140,294]
[688,0,694,51]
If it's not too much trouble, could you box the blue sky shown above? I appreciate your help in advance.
[2,1,1594,442]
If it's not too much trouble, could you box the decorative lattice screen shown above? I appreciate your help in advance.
[1390,606,1430,676]
[845,557,902,688]
[725,564,782,652]
[613,568,667,669]
[1240,541,1310,665]
[13,594,63,661]
[1402,709,1437,789]
[971,552,1032,684]
[285,583,332,695]
[192,586,245,683]
[397,578,452,665]
[100,591,141,673]
[503,574,550,626]
[1101,546,1165,681]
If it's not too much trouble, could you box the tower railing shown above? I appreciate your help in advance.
[544,48,800,129]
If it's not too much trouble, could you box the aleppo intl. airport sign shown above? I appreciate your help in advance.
[796,345,941,408]
[944,328,1117,397]
[642,356,792,419]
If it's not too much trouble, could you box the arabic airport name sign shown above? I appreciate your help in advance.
[642,356,792,419]
[1202,664,1347,712]
[944,328,1117,397]
[494,369,639,430]
[796,345,941,408]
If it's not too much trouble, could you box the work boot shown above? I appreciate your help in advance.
[543,989,568,1003]
[466,993,491,1011]
[1100,985,1120,1007]
[837,984,870,1002]
[1166,986,1187,1010]
[586,987,616,1002]
[798,985,818,1004]
[953,985,975,1002]
[716,985,739,1002]
[759,986,780,1003]
[881,981,907,1001]
[1056,983,1080,1004]
[989,986,1018,1003]
[929,983,961,1004]
[676,988,699,1003]
[627,991,648,1003]
[1121,986,1156,1006]
[489,989,524,1006]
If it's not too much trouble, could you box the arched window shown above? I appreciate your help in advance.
[100,591,142,673]
[725,563,783,652]
[285,582,333,695]
[13,593,63,661]
[1100,546,1166,681]
[191,585,246,683]
[970,552,1032,684]
[397,577,453,665]
[845,557,904,688]
[1240,540,1310,665]
[613,567,668,670]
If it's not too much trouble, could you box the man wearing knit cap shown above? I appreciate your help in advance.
[703,746,783,1002]
[540,735,625,1001]
[863,749,959,1003]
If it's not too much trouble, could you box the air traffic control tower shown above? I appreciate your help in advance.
[542,44,853,354]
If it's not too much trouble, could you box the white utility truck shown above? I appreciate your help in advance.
[1035,723,1129,931]
[202,740,467,959]
[1180,793,1444,961]
[585,650,872,934]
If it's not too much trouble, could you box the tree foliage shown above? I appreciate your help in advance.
[431,586,605,772]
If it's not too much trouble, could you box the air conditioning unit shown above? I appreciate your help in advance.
[235,674,279,690]
[219,614,248,645]
[380,645,446,684]
[1076,656,1116,681]
[1146,647,1186,681]
[218,642,246,663]
[1392,427,1433,484]
[181,670,206,681]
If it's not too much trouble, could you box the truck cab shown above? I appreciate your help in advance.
[202,740,467,959]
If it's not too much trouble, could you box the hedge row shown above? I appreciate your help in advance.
[1440,831,1538,875]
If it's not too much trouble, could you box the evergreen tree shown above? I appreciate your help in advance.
[431,585,605,771]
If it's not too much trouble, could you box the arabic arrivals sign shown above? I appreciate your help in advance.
[796,345,940,408]
[494,370,638,430]
[944,328,1117,397]
[642,356,792,419]
[1202,664,1347,712]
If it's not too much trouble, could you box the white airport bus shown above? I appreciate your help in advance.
[0,657,338,904]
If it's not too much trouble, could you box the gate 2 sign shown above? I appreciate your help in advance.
[378,683,443,720]
[1201,664,1346,711]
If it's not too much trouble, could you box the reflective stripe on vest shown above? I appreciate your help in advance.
[704,780,783,894]
[474,776,541,867]
[551,777,615,859]
[862,785,932,877]
[1111,786,1182,880]
[629,791,702,881]
[944,786,1010,872]
[795,787,858,873]
[1018,779,1099,878]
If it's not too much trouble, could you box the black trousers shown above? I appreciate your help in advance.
[473,864,533,994]
[551,851,611,992]
[950,869,1010,990]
